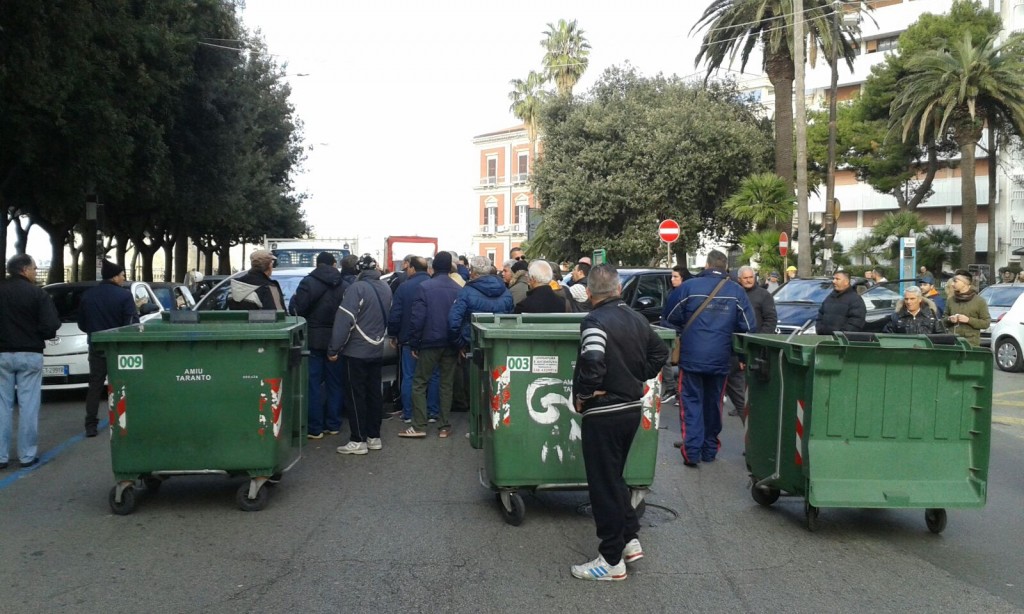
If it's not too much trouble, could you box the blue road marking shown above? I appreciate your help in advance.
[0,418,110,492]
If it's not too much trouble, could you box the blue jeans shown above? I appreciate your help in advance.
[401,346,438,420]
[308,350,344,435]
[0,352,43,464]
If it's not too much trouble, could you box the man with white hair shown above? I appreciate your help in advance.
[883,285,943,334]
[448,256,514,352]
[724,266,777,418]
[515,260,568,313]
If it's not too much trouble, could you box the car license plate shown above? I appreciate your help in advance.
[43,365,69,377]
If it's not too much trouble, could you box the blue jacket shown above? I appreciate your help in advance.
[409,273,461,350]
[661,269,754,375]
[448,274,514,348]
[387,271,430,344]
[78,281,139,341]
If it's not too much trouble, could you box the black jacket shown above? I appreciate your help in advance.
[573,298,669,417]
[515,284,569,314]
[745,285,778,333]
[0,275,60,353]
[816,287,866,334]
[289,264,345,351]
[227,268,285,311]
[883,299,944,335]
[78,281,139,339]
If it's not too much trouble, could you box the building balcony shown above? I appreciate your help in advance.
[512,173,530,185]
[477,176,504,188]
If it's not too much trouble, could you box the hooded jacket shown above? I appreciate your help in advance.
[227,268,284,311]
[328,269,392,360]
[289,264,344,351]
[448,274,514,348]
[883,298,943,335]
[661,269,754,375]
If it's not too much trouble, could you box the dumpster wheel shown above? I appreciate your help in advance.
[108,484,137,516]
[751,484,781,507]
[804,500,820,532]
[236,481,270,512]
[496,491,525,526]
[925,508,947,534]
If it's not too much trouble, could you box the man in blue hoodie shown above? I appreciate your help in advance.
[290,252,346,439]
[661,250,754,467]
[449,255,514,352]
[401,251,461,438]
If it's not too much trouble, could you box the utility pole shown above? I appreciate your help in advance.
[795,0,811,276]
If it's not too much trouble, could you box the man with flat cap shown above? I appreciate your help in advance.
[78,260,139,437]
[228,249,285,311]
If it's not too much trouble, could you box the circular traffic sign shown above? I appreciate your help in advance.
[659,219,680,243]
[779,231,789,257]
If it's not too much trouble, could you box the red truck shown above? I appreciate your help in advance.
[384,236,438,273]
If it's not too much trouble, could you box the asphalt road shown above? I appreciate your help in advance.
[0,368,1021,613]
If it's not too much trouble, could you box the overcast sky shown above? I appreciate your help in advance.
[238,0,721,257]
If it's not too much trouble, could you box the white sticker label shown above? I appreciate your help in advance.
[532,356,558,373]
[507,356,531,372]
[117,354,143,370]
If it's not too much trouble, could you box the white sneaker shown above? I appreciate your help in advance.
[367,437,382,451]
[570,554,626,581]
[623,539,644,563]
[336,441,368,455]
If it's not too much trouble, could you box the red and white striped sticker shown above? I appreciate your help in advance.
[795,399,805,466]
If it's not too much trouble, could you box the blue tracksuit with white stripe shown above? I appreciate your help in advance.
[661,269,754,464]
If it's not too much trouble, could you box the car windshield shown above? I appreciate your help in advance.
[45,287,88,322]
[196,270,309,310]
[980,285,1024,307]
[772,280,833,303]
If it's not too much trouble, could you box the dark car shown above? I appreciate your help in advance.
[618,268,674,323]
[772,277,891,335]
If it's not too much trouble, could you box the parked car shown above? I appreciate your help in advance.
[190,274,229,300]
[618,268,673,323]
[978,283,1024,347]
[772,277,890,335]
[990,290,1024,372]
[149,282,195,311]
[42,281,164,391]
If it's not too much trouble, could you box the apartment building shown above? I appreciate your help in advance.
[469,125,537,265]
[742,0,1024,269]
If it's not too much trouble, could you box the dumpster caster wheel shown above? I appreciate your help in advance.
[236,482,269,512]
[496,492,525,526]
[109,485,137,516]
[143,477,163,494]
[925,508,947,534]
[804,501,820,532]
[751,484,780,507]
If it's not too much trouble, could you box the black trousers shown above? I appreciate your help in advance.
[343,357,383,443]
[581,409,641,565]
[724,355,745,414]
[84,349,107,430]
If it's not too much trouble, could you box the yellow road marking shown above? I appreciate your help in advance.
[993,400,1024,407]
[992,390,1024,399]
[993,416,1024,426]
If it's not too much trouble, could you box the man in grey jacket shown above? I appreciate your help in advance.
[725,266,778,417]
[328,254,393,455]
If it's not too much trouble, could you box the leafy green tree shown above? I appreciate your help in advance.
[869,211,928,262]
[541,19,590,97]
[722,172,795,230]
[693,0,860,190]
[532,67,772,265]
[891,31,1024,265]
[739,230,785,275]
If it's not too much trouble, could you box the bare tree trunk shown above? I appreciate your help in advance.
[174,235,189,283]
[987,124,997,265]
[794,0,811,276]
[959,139,978,266]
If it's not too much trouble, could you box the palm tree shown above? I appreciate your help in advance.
[740,229,786,274]
[722,172,795,230]
[541,19,590,97]
[891,31,1024,265]
[870,210,928,262]
[508,70,548,163]
[693,0,860,189]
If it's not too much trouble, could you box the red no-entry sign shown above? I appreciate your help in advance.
[779,232,789,257]
[659,219,680,243]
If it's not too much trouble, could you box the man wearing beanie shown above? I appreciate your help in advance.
[78,260,139,437]
[401,250,461,439]
[228,249,284,311]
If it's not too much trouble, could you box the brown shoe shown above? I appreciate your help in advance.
[438,429,451,438]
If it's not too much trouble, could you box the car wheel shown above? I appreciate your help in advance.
[995,337,1023,372]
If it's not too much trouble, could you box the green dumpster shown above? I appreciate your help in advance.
[736,332,992,533]
[91,310,307,514]
[469,313,675,525]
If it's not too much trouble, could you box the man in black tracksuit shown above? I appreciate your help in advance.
[570,264,668,581]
